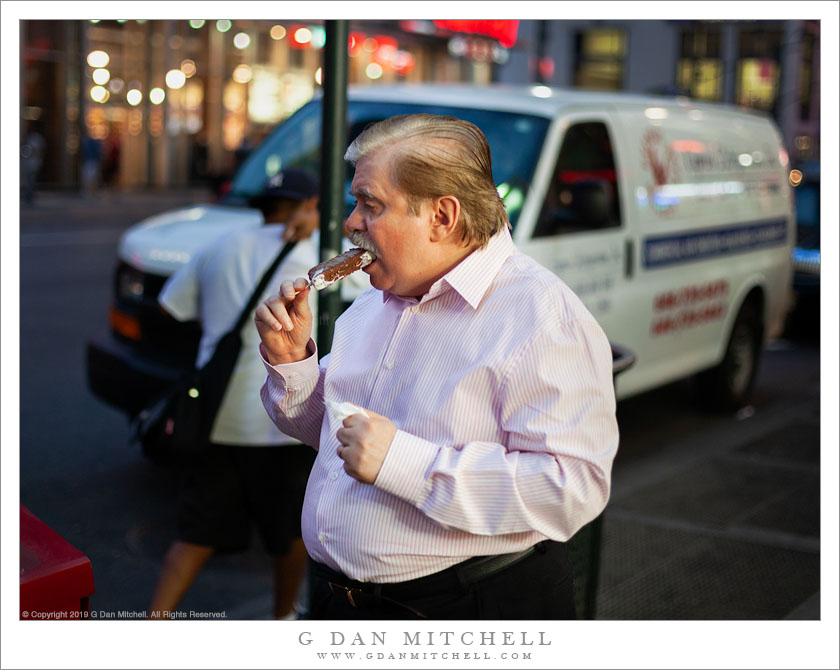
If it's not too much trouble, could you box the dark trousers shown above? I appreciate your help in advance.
[309,541,576,620]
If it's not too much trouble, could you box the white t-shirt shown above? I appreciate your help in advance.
[160,225,319,446]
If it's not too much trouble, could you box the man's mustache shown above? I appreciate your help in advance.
[348,230,379,258]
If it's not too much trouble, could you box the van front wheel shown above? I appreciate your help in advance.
[697,300,762,410]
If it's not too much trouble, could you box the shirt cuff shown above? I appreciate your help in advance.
[259,339,319,387]
[374,430,440,506]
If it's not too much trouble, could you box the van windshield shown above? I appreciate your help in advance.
[227,99,550,228]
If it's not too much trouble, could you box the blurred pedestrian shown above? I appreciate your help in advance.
[20,123,45,204]
[81,132,102,195]
[102,127,121,187]
[255,114,619,619]
[148,169,321,620]
[189,130,210,187]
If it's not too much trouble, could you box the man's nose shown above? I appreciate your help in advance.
[344,207,363,236]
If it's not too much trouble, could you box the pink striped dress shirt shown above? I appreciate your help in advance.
[261,228,619,583]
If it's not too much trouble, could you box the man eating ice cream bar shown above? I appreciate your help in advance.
[254,114,619,620]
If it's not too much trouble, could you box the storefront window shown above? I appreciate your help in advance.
[736,59,780,110]
[677,28,722,100]
[573,29,626,90]
[736,28,782,113]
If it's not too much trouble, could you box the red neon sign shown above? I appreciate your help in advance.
[433,20,519,48]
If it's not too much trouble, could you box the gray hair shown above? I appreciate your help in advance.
[344,114,509,247]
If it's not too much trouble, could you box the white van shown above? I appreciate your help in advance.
[87,84,794,415]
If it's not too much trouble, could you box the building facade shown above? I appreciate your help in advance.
[20,19,820,191]
[497,20,820,165]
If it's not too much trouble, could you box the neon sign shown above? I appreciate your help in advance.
[432,20,519,48]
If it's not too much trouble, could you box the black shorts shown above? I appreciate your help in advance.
[176,442,315,556]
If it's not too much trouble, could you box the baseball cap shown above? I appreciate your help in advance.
[252,169,319,202]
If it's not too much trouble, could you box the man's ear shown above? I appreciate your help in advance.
[429,195,461,243]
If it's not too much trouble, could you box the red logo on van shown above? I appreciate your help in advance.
[642,128,678,187]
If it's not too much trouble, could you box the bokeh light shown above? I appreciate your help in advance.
[233,32,251,49]
[311,26,326,49]
[189,20,205,29]
[90,86,109,103]
[92,68,110,85]
[232,64,252,84]
[86,50,110,68]
[149,88,166,105]
[270,25,286,40]
[165,69,187,89]
[365,63,383,80]
[215,19,232,33]
[180,59,197,78]
[126,89,143,106]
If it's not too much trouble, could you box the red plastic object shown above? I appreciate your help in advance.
[20,505,95,620]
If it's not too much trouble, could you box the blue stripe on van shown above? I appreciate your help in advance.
[643,219,788,269]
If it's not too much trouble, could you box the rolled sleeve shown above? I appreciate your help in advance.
[259,340,325,448]
[259,340,320,387]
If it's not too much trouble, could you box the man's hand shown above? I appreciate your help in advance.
[254,278,312,365]
[335,409,397,484]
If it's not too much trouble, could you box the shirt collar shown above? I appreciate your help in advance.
[383,227,516,310]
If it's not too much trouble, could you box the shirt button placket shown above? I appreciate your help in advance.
[385,304,418,370]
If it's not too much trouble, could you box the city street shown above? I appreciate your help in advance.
[18,189,823,621]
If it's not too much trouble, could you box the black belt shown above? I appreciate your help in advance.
[312,543,545,615]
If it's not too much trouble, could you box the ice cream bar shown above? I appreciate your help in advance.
[308,248,375,290]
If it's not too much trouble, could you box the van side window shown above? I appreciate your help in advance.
[533,122,622,237]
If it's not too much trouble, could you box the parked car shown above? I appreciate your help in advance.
[87,83,795,417]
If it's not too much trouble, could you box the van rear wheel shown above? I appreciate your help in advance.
[697,300,762,410]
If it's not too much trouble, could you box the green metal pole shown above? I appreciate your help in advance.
[317,20,349,356]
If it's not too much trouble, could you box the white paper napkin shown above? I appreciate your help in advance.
[325,399,369,424]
